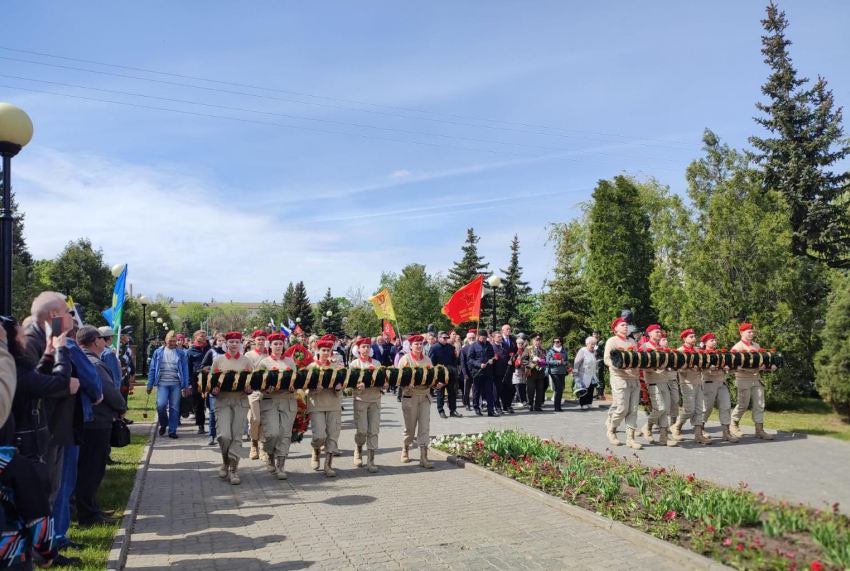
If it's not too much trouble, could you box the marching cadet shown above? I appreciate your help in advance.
[603,318,642,450]
[256,333,299,480]
[639,325,676,447]
[731,323,776,440]
[398,334,445,468]
[306,339,344,477]
[245,329,270,462]
[659,333,681,441]
[700,333,739,443]
[350,337,389,473]
[210,332,254,485]
[672,329,711,445]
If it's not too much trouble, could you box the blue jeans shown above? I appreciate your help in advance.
[52,444,79,548]
[156,384,182,434]
[207,394,216,438]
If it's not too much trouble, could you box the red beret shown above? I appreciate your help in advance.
[661,332,668,338]
[267,333,283,343]
[176,334,185,339]
[700,333,715,343]
[408,334,425,343]
[321,334,337,342]
[611,317,626,330]
[646,324,660,333]
[225,331,242,340]
[468,329,476,334]
[739,323,753,332]
[252,330,269,338]
[316,340,333,349]
[679,329,695,340]
[354,337,372,346]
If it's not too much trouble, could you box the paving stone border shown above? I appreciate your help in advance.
[106,422,157,571]
[429,447,735,571]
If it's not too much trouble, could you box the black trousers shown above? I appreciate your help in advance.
[550,373,566,410]
[77,427,111,524]
[463,374,474,408]
[515,383,527,403]
[501,382,516,410]
[595,361,606,396]
[192,389,206,427]
[579,383,595,406]
[526,375,547,410]
[436,374,457,413]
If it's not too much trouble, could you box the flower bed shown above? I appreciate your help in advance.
[432,430,849,571]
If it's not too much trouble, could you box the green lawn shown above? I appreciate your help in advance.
[707,397,850,441]
[54,409,149,569]
[125,383,153,423]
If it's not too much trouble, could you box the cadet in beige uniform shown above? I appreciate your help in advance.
[307,340,344,477]
[672,329,711,445]
[350,338,388,473]
[639,324,676,447]
[731,323,776,440]
[399,334,445,468]
[700,333,739,444]
[603,318,642,450]
[210,332,254,485]
[256,333,299,480]
[659,333,680,435]
[245,329,270,461]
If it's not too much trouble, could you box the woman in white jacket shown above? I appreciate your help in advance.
[572,336,599,409]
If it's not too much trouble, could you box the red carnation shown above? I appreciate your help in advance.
[637,348,644,353]
[627,346,635,351]
[368,366,375,370]
[731,349,738,353]
[750,349,757,353]
[663,348,670,353]
[493,355,499,361]
[721,348,728,353]
[758,348,765,352]
[214,368,221,373]
[770,348,776,353]
[271,367,278,371]
[554,353,562,359]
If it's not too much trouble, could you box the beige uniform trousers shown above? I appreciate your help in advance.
[679,384,705,426]
[311,410,341,454]
[645,383,670,428]
[609,378,640,430]
[702,380,732,425]
[666,381,680,419]
[732,379,765,424]
[260,398,297,458]
[353,401,381,451]
[247,390,264,440]
[402,394,431,448]
[216,394,250,462]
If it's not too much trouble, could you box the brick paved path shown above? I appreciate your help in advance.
[125,396,685,571]
[435,395,850,514]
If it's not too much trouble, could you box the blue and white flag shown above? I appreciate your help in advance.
[287,318,296,330]
[280,321,291,338]
[268,319,277,332]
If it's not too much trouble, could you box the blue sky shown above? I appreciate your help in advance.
[4,1,849,303]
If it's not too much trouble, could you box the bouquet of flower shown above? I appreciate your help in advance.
[292,396,309,443]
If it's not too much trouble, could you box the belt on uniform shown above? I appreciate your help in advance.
[402,395,412,399]
[704,381,713,383]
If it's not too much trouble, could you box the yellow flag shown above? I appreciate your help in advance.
[368,288,397,321]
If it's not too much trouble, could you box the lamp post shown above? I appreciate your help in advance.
[139,295,150,375]
[487,275,502,332]
[322,310,333,334]
[0,103,34,316]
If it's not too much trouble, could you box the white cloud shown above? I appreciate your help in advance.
[389,169,411,179]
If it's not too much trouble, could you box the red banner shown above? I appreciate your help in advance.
[442,275,484,325]
[382,319,397,342]
[293,324,303,334]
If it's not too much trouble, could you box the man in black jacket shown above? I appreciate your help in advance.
[186,330,210,435]
[77,326,127,527]
[429,331,462,419]
[592,329,606,399]
[459,331,475,411]
[491,332,512,414]
[468,330,498,417]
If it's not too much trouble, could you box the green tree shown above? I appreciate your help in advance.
[393,264,447,334]
[316,288,344,335]
[207,303,250,334]
[750,1,850,268]
[47,238,113,325]
[498,234,532,331]
[282,282,295,317]
[815,273,850,419]
[585,176,655,330]
[289,281,314,333]
[535,222,590,350]
[172,302,211,334]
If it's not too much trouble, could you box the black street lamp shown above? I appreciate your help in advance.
[0,103,34,316]
[139,296,150,375]
[487,275,502,332]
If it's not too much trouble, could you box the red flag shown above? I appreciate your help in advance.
[382,319,397,342]
[294,324,303,334]
[442,275,484,325]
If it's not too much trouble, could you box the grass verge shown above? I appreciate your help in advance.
[52,431,148,570]
[707,397,850,441]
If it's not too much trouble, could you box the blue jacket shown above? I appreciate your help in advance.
[467,340,495,380]
[100,348,123,387]
[148,347,190,389]
[68,340,103,423]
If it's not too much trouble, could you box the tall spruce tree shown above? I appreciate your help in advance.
[585,176,655,330]
[750,1,850,268]
[447,228,489,329]
[316,288,344,335]
[289,281,314,332]
[282,282,295,318]
[498,234,532,331]
[535,222,590,351]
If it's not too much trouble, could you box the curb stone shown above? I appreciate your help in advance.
[106,422,157,571]
[429,447,735,571]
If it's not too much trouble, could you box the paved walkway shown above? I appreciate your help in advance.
[125,396,685,571]
[436,395,850,514]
